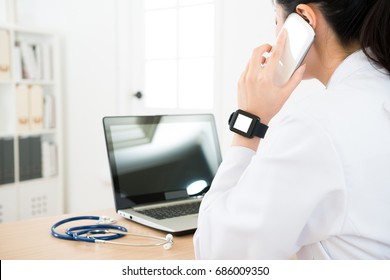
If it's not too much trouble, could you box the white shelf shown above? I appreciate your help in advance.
[17,129,57,137]
[15,80,55,85]
[0,24,63,222]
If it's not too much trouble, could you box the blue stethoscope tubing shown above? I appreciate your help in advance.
[50,215,174,249]
[50,216,127,243]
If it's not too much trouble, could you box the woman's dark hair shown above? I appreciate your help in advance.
[276,0,390,74]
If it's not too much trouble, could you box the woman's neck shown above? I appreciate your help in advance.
[318,41,361,86]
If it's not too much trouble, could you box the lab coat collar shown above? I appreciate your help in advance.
[326,49,371,90]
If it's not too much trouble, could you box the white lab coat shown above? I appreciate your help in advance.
[194,50,390,259]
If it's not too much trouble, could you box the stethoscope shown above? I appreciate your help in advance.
[50,216,174,250]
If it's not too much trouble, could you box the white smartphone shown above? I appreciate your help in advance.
[273,13,315,85]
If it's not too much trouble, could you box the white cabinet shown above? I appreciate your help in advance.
[0,186,18,223]
[0,24,63,222]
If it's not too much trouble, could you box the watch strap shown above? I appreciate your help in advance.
[253,121,268,138]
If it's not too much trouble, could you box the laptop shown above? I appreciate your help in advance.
[103,114,222,235]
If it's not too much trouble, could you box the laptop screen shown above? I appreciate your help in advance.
[103,114,222,209]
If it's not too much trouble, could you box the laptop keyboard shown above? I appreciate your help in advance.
[136,201,201,220]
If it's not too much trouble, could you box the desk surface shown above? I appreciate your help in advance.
[0,209,195,260]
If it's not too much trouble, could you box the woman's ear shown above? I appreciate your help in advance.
[296,4,317,28]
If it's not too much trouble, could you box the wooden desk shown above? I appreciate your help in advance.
[0,209,195,260]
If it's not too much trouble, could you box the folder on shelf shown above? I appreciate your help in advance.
[30,136,42,180]
[19,136,43,181]
[42,140,57,178]
[30,85,44,130]
[13,45,23,81]
[16,84,30,131]
[0,30,11,81]
[50,142,57,176]
[19,41,53,81]
[42,43,52,81]
[19,136,31,181]
[44,93,55,129]
[16,84,46,131]
[20,42,38,80]
[42,140,51,178]
[35,44,43,80]
[0,137,15,185]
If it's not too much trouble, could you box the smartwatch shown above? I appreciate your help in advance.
[228,109,268,138]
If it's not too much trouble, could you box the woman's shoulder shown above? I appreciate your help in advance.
[269,77,390,150]
[278,70,389,122]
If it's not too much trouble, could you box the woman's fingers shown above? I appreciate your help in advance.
[247,44,273,78]
[239,61,250,86]
[265,29,287,76]
[244,30,287,84]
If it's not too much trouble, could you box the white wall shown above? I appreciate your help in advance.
[16,0,323,213]
[17,0,118,213]
[216,0,275,152]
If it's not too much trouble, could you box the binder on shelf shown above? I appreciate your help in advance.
[18,136,43,181]
[29,85,44,130]
[16,84,30,131]
[35,44,43,80]
[44,93,55,129]
[20,42,38,80]
[42,140,57,178]
[16,84,49,131]
[18,41,53,81]
[0,30,11,81]
[13,45,23,80]
[42,140,50,178]
[1,137,15,185]
[42,43,52,81]
[30,136,42,180]
[19,136,31,181]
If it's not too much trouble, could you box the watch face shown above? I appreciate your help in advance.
[229,110,267,139]
[229,110,257,138]
[233,114,253,134]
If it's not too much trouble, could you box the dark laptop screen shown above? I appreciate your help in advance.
[103,114,222,209]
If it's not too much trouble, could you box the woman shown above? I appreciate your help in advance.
[194,0,390,259]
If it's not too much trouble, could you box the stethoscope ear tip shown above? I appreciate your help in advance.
[163,242,173,250]
[162,234,174,250]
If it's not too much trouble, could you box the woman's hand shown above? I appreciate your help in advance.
[237,29,306,125]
